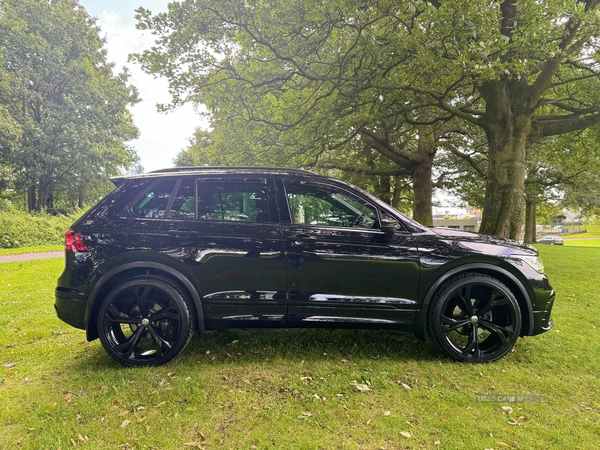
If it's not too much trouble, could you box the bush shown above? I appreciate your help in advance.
[0,204,84,248]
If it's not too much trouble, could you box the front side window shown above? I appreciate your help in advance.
[285,182,377,229]
[132,180,175,218]
[197,180,271,222]
[168,179,196,219]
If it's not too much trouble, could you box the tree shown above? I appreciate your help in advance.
[0,0,140,211]
[174,128,215,167]
[133,0,490,227]
[133,0,600,238]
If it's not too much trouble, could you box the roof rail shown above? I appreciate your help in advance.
[149,166,316,175]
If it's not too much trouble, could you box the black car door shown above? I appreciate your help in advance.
[277,177,421,329]
[160,176,287,329]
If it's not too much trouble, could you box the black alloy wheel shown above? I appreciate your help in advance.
[427,273,521,363]
[98,275,194,367]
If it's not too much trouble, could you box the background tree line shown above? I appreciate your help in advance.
[0,0,140,214]
[134,0,600,241]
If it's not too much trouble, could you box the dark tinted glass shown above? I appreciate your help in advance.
[168,179,196,219]
[285,182,377,229]
[197,181,271,222]
[132,180,175,218]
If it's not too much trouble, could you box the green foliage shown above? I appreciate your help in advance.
[0,201,83,248]
[0,0,140,211]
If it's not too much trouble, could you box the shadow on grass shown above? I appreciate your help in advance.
[76,328,443,370]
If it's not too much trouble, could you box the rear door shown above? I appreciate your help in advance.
[277,177,421,329]
[160,176,287,329]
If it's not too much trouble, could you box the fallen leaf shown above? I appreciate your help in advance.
[167,372,175,377]
[70,438,77,446]
[5,371,14,376]
[400,383,411,390]
[434,441,441,445]
[502,406,513,414]
[498,442,510,447]
[2,363,16,368]
[400,431,411,438]
[232,340,239,344]
[350,380,370,391]
[155,401,166,408]
[366,418,372,425]
[384,411,391,416]
[120,420,130,428]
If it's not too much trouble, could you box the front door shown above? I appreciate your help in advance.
[160,176,287,329]
[277,178,420,329]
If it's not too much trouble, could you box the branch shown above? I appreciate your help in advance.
[446,144,487,177]
[360,128,419,167]
[316,164,410,177]
[536,112,600,137]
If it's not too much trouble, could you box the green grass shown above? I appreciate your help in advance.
[0,247,599,449]
[562,224,600,239]
[564,239,600,248]
[0,245,63,256]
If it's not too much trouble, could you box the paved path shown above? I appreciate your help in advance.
[0,251,63,263]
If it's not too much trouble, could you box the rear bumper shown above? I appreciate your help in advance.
[55,287,87,330]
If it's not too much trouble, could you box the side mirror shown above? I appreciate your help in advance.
[380,215,399,234]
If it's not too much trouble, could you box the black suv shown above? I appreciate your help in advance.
[55,167,555,366]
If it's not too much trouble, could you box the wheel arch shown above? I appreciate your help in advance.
[84,261,205,341]
[414,263,534,340]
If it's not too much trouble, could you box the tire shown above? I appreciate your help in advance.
[427,273,521,363]
[97,275,195,367]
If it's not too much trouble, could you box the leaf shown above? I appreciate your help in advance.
[434,441,441,445]
[383,411,391,416]
[120,420,130,428]
[350,380,370,391]
[400,431,412,438]
[167,372,175,377]
[231,340,239,344]
[2,363,16,368]
[400,383,411,390]
[502,406,513,414]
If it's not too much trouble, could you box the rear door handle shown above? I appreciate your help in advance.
[167,229,198,236]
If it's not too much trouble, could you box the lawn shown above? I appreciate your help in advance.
[0,246,599,449]
[564,239,600,248]
[0,245,63,256]
[562,224,600,239]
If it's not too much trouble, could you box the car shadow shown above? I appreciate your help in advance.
[79,327,443,369]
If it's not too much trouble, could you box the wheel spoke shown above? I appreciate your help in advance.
[456,286,473,315]
[113,326,144,358]
[477,290,509,316]
[441,315,471,332]
[105,304,139,324]
[149,307,180,323]
[479,320,513,346]
[147,325,172,357]
[136,286,152,317]
[462,323,480,357]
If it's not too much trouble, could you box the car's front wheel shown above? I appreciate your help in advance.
[427,273,521,363]
[97,275,194,367]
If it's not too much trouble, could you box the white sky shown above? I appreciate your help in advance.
[81,1,208,172]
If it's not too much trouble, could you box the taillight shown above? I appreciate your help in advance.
[65,231,88,252]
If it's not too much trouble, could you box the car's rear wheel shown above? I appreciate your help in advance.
[98,275,194,367]
[427,273,521,363]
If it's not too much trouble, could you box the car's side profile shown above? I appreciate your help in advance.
[538,235,564,245]
[55,167,555,366]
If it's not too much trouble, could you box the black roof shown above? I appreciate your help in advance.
[111,166,321,186]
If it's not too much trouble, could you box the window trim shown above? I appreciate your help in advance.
[165,178,197,220]
[282,178,390,232]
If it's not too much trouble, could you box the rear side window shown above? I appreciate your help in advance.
[168,179,196,219]
[132,180,175,218]
[197,181,271,222]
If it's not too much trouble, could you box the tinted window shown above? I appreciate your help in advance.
[285,182,377,229]
[168,179,196,219]
[132,180,175,218]
[197,181,271,222]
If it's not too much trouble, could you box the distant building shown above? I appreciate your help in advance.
[432,218,480,233]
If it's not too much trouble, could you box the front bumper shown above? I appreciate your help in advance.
[530,288,555,336]
[55,287,87,330]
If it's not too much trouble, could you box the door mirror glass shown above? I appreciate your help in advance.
[380,215,399,233]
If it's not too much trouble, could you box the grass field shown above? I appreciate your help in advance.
[0,246,599,449]
[564,239,600,248]
[562,224,600,239]
[0,245,63,256]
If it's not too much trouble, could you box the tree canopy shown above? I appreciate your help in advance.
[134,0,600,237]
[0,0,140,211]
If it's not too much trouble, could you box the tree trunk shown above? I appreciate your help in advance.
[412,156,433,226]
[523,198,537,244]
[78,185,85,209]
[36,177,51,212]
[479,81,532,239]
[27,185,36,212]
[391,176,404,210]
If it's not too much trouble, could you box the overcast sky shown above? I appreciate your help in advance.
[80,0,207,172]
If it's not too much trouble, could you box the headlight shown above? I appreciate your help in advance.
[510,255,544,273]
